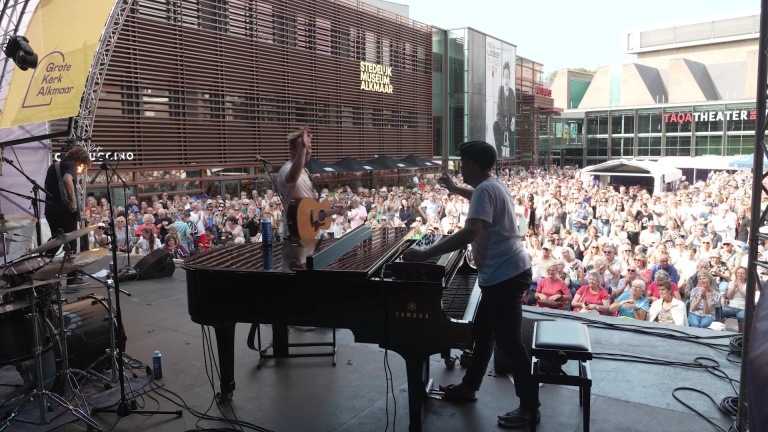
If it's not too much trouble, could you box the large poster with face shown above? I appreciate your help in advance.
[485,38,516,158]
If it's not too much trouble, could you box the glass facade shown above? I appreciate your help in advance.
[556,101,760,167]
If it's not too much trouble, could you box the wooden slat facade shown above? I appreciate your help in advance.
[517,93,554,167]
[92,0,434,172]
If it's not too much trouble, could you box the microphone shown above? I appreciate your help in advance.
[89,155,111,185]
[255,156,272,164]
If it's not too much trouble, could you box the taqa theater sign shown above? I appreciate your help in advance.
[664,109,762,123]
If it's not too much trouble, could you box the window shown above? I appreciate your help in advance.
[726,105,757,132]
[725,135,754,156]
[637,111,662,134]
[586,114,609,135]
[586,137,608,157]
[637,137,661,158]
[695,135,723,156]
[331,26,350,58]
[142,88,170,117]
[665,136,691,156]
[611,113,634,135]
[611,137,634,158]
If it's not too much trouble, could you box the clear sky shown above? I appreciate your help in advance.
[400,0,759,75]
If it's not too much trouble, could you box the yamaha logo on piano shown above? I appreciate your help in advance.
[394,302,429,319]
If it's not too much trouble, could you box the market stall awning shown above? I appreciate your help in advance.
[333,157,376,172]
[399,154,439,168]
[365,155,413,170]
[304,158,349,174]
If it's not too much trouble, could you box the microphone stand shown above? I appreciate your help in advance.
[88,157,182,429]
[103,165,134,271]
[1,156,53,246]
[257,159,287,220]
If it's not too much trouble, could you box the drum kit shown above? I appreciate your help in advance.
[0,214,131,431]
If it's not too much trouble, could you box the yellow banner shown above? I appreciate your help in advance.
[0,0,115,128]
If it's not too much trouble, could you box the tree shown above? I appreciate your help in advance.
[547,67,598,83]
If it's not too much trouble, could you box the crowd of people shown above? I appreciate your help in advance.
[83,164,760,331]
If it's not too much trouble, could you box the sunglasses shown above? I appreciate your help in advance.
[627,269,636,272]
[98,227,105,230]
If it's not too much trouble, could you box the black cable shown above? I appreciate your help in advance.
[593,351,739,431]
[672,388,729,432]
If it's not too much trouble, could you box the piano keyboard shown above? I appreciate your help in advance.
[442,271,479,321]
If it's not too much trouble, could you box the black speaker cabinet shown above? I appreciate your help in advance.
[133,249,175,280]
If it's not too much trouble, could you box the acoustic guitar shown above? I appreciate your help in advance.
[286,198,349,246]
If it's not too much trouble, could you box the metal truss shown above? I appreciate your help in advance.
[739,1,768,431]
[70,0,134,208]
[71,0,134,151]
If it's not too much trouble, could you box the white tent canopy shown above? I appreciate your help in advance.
[655,156,739,170]
[580,159,683,194]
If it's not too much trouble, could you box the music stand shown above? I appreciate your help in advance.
[87,155,182,429]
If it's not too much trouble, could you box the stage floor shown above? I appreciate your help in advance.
[28,253,743,432]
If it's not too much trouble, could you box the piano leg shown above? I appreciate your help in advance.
[404,355,430,432]
[213,323,236,402]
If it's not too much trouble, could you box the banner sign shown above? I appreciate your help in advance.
[0,0,115,128]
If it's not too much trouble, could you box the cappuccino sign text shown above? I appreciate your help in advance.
[360,61,393,94]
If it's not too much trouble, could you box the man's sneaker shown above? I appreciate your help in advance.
[497,407,541,428]
[66,278,90,288]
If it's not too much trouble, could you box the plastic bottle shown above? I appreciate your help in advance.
[152,351,163,379]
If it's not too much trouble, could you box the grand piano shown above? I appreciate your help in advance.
[183,226,480,432]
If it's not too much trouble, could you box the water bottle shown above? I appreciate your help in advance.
[152,351,163,379]
[261,218,273,245]
[262,244,273,270]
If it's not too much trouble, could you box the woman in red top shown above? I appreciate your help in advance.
[571,270,611,314]
[195,226,214,253]
[534,263,572,310]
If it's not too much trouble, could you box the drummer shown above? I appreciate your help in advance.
[43,146,91,288]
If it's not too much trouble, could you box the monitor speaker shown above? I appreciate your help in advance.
[133,249,175,280]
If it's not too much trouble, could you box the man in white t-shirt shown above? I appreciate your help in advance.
[403,141,537,428]
[277,126,317,271]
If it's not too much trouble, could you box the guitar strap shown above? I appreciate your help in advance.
[54,162,71,206]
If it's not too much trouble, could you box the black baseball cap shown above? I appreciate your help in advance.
[456,141,496,170]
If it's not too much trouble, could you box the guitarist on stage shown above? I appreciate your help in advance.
[43,146,92,288]
[278,126,316,271]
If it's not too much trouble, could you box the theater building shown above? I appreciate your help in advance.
[547,12,760,171]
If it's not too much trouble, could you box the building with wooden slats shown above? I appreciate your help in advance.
[89,0,435,198]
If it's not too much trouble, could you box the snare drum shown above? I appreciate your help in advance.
[2,256,51,287]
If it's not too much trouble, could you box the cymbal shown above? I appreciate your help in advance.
[28,225,98,255]
[0,214,37,233]
[33,249,109,280]
[0,278,63,294]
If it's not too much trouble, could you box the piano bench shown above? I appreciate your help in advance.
[529,321,592,432]
[248,324,337,368]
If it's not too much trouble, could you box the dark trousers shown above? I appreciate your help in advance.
[461,268,535,410]
[45,212,79,280]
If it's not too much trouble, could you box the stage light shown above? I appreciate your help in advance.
[3,35,38,71]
